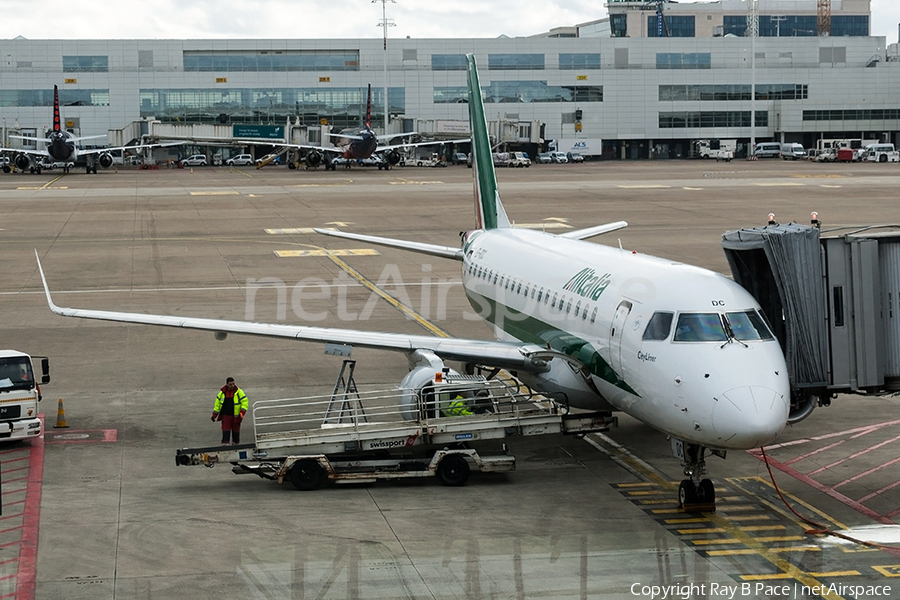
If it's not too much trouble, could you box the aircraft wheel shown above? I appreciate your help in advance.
[436,454,470,487]
[698,479,715,504]
[288,459,325,491]
[678,480,696,506]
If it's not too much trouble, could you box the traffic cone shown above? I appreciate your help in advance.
[54,398,69,429]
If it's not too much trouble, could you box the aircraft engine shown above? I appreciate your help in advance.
[14,154,32,171]
[397,354,460,421]
[304,150,322,168]
[384,150,402,165]
[787,391,819,424]
[518,359,615,412]
[98,153,114,169]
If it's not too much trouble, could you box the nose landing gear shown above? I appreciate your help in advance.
[676,442,718,510]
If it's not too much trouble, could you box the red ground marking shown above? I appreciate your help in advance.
[14,418,44,600]
[44,429,117,444]
[749,448,895,525]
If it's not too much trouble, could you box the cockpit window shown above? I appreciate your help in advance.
[725,310,775,341]
[643,312,674,341]
[674,313,727,342]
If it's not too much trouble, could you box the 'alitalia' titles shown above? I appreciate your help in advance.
[563,268,612,301]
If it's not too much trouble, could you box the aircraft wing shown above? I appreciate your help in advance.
[377,138,470,152]
[77,141,183,157]
[559,221,629,240]
[0,147,49,158]
[313,228,463,260]
[158,137,342,154]
[35,252,557,373]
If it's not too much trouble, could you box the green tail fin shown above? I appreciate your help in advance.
[467,54,510,230]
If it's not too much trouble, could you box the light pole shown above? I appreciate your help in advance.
[374,0,396,133]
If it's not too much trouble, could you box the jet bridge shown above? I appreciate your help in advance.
[722,221,900,422]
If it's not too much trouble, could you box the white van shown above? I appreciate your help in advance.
[864,143,900,163]
[780,143,806,160]
[753,142,781,158]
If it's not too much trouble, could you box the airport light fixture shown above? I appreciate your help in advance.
[374,0,396,133]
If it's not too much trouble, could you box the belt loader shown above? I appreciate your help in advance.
[175,369,615,490]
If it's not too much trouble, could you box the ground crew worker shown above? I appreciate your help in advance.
[211,377,249,444]
[443,393,473,417]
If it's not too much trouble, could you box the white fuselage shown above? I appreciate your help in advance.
[461,228,790,451]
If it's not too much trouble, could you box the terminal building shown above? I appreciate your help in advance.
[0,0,898,161]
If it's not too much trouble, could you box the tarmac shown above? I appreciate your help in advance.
[1,159,899,599]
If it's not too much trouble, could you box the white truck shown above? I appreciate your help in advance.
[175,370,614,490]
[864,143,900,163]
[555,138,603,160]
[0,350,50,441]
[692,139,735,161]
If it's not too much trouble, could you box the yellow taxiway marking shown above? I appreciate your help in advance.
[327,253,450,338]
[189,190,240,196]
[820,184,844,188]
[266,227,337,235]
[873,565,900,577]
[754,182,805,187]
[17,186,68,190]
[274,249,380,257]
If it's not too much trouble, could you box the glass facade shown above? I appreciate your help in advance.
[659,84,808,101]
[62,55,109,72]
[140,87,404,126]
[803,109,900,122]
[0,89,110,107]
[649,16,695,38]
[832,16,869,37]
[431,54,467,71]
[659,111,768,128]
[488,54,545,71]
[656,53,711,69]
[183,50,360,72]
[611,14,627,38]
[434,82,601,104]
[559,53,601,70]
[723,15,867,37]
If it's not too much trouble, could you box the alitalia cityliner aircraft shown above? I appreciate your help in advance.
[36,55,790,506]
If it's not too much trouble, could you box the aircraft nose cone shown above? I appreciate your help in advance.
[711,385,788,449]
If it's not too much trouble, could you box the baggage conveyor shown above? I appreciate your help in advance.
[176,372,616,490]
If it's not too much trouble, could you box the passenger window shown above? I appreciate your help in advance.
[537,289,543,302]
[725,310,774,341]
[673,313,727,342]
[552,293,558,308]
[642,312,674,341]
[590,307,598,323]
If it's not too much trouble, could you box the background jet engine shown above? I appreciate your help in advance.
[384,150,402,166]
[304,150,322,168]
[14,154,32,171]
[97,153,114,169]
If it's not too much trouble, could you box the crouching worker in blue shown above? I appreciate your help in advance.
[211,377,249,444]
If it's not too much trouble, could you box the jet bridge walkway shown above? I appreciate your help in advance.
[175,374,615,490]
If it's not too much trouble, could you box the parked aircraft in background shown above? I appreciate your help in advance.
[1,85,165,174]
[163,84,466,171]
[36,55,790,507]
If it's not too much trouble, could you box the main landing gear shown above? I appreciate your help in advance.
[677,443,717,509]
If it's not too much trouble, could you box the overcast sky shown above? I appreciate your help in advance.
[1,0,898,43]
